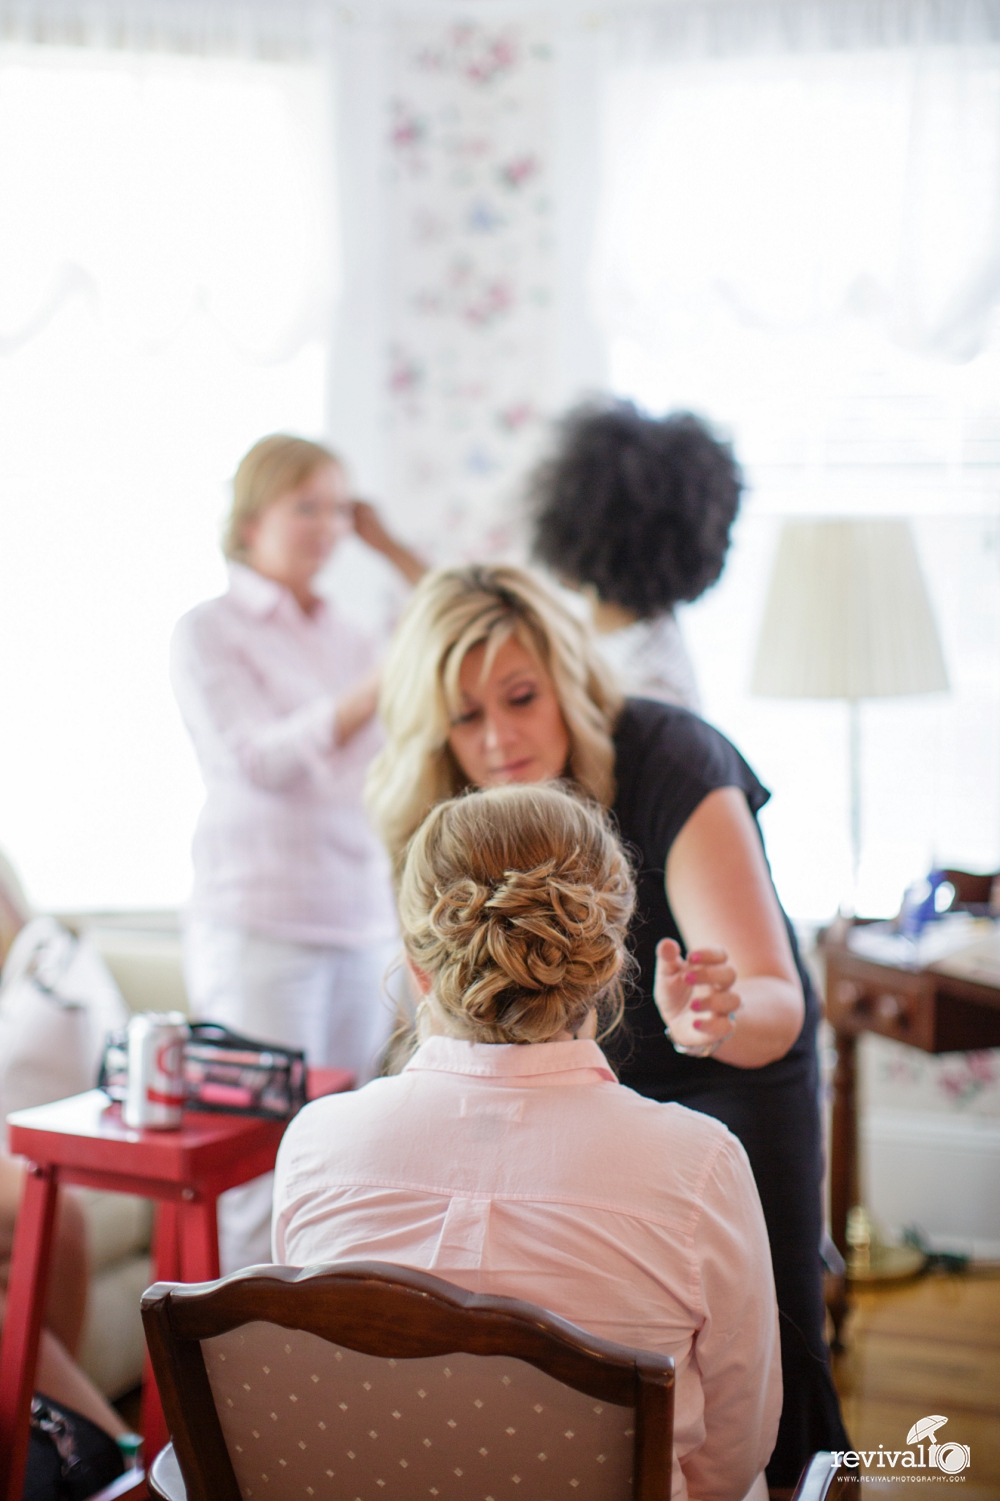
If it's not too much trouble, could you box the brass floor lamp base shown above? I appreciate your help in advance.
[845,1206,927,1283]
[847,1242,928,1283]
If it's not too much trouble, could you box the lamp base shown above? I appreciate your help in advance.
[845,1205,927,1283]
[847,1243,927,1283]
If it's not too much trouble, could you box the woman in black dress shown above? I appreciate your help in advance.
[367,564,848,1491]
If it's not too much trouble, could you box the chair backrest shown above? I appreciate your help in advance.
[941,868,997,909]
[142,1261,674,1501]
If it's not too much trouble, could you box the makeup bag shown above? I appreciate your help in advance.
[99,1020,307,1120]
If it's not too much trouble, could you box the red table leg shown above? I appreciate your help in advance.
[141,1194,221,1465]
[178,1194,220,1283]
[0,1162,60,1501]
[154,1201,182,1282]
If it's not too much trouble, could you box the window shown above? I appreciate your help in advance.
[593,43,1000,918]
[0,43,336,909]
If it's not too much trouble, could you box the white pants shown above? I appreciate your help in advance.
[183,920,400,1274]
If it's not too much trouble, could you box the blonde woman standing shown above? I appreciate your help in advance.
[364,565,848,1490]
[274,783,781,1501]
[171,434,423,1270]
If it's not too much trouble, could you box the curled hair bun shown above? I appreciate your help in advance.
[399,784,636,1046]
[428,877,492,943]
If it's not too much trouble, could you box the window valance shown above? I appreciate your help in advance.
[2,0,997,61]
[0,0,332,58]
[610,0,999,63]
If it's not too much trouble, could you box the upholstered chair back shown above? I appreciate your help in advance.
[203,1320,635,1499]
[142,1261,674,1501]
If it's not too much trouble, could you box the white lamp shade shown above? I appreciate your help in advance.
[751,518,949,700]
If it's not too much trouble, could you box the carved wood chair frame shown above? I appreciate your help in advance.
[141,1260,675,1501]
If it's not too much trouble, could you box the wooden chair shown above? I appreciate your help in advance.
[941,868,998,911]
[141,1260,844,1501]
[141,1260,674,1501]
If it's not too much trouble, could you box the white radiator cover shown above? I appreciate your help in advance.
[862,1110,1000,1261]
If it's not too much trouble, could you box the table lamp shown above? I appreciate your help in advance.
[751,517,949,901]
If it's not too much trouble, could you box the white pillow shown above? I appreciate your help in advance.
[0,915,129,1139]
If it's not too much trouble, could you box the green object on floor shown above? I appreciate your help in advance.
[903,1226,970,1274]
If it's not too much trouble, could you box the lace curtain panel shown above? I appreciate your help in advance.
[0,47,335,358]
[593,43,1000,366]
[590,36,1000,915]
[0,0,997,915]
[0,43,334,907]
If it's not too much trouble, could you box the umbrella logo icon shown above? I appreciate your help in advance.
[906,1416,948,1445]
[906,1415,971,1474]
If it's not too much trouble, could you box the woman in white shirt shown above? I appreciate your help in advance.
[172,433,423,1269]
[273,783,781,1501]
[529,400,743,712]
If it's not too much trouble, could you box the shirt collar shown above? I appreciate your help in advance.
[226,560,328,623]
[403,1034,618,1083]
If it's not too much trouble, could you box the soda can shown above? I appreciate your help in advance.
[123,1012,188,1129]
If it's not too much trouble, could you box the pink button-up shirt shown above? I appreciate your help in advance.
[170,562,397,947]
[273,1036,781,1501]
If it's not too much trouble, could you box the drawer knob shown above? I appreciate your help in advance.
[836,981,867,1011]
[876,992,908,1026]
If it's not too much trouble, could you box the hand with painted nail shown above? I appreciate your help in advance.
[652,938,740,1052]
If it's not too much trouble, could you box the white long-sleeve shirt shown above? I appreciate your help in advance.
[170,562,396,947]
[595,612,702,713]
[273,1036,781,1501]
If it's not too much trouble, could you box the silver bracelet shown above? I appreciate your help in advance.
[665,1012,736,1060]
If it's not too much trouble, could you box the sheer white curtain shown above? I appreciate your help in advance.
[0,40,336,910]
[590,33,1000,919]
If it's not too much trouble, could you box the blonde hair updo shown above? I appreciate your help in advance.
[399,783,635,1046]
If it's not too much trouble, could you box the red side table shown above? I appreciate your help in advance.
[0,1068,352,1501]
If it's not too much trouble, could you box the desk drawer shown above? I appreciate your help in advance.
[826,966,936,1049]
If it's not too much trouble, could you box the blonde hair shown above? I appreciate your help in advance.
[400,783,635,1045]
[366,565,623,862]
[223,434,342,561]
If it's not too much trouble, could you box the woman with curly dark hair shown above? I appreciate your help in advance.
[529,399,743,712]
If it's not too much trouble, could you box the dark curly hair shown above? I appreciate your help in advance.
[528,399,743,618]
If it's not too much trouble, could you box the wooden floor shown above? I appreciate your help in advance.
[831,1267,1000,1501]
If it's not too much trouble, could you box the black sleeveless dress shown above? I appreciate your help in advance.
[608,699,848,1487]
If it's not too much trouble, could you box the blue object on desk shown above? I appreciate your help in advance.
[898,870,957,938]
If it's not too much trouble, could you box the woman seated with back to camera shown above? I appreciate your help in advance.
[273,783,780,1501]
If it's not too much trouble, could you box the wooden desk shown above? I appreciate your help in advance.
[822,933,1000,1266]
[0,1068,352,1501]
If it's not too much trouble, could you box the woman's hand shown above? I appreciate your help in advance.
[653,939,740,1052]
[351,501,395,554]
[351,502,427,585]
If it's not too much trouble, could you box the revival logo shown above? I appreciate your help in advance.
[834,1415,972,1477]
